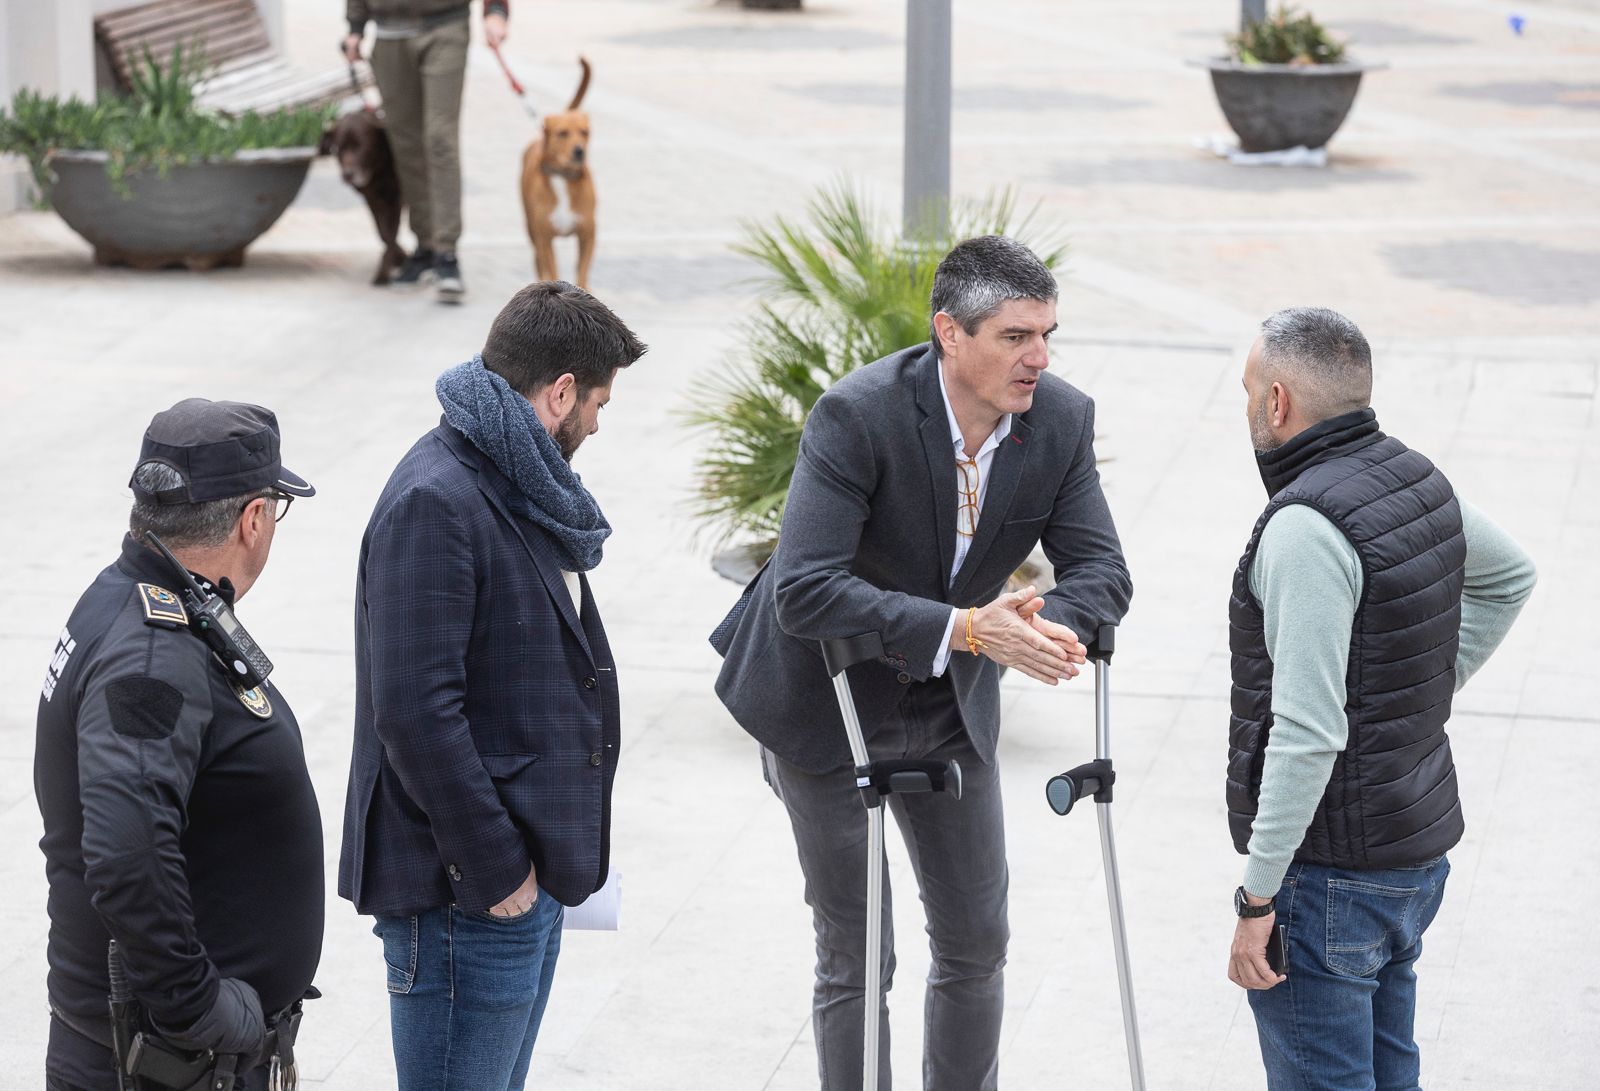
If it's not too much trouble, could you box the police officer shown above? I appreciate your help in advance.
[35,399,324,1091]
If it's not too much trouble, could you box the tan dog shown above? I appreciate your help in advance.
[521,58,595,289]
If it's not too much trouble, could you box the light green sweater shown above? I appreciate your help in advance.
[1242,500,1537,898]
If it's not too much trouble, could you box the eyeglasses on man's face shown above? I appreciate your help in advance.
[242,490,294,523]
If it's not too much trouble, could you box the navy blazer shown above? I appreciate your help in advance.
[339,422,620,915]
[713,344,1132,774]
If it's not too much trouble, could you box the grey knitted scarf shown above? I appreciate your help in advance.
[436,356,611,572]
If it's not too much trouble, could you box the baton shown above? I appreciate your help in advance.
[107,941,138,1091]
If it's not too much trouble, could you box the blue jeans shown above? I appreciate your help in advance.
[1249,855,1450,1091]
[374,892,565,1091]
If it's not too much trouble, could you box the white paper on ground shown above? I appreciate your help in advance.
[562,866,620,931]
[1196,134,1328,167]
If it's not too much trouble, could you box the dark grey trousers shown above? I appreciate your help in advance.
[761,680,1008,1091]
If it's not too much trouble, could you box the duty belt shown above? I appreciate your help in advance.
[51,990,316,1091]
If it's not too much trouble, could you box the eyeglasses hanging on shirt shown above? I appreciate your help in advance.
[956,457,980,538]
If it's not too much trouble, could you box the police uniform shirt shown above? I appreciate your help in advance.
[34,535,324,1085]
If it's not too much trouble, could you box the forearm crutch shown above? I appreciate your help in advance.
[820,634,963,1091]
[1044,623,1145,1091]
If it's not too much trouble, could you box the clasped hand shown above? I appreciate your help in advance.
[962,585,1087,685]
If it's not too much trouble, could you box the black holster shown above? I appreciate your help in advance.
[63,987,317,1091]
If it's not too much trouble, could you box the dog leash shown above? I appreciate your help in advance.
[337,41,379,113]
[489,43,540,119]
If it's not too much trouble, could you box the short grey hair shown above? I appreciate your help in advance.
[929,235,1057,355]
[128,461,269,549]
[1258,307,1373,421]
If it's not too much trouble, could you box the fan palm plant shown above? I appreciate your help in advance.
[684,184,1065,549]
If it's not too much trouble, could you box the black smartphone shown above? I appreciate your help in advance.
[1266,924,1288,976]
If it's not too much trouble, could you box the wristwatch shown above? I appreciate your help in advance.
[1234,885,1275,918]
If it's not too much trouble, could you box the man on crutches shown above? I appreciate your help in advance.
[711,236,1133,1091]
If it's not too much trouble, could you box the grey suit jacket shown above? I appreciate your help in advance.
[712,342,1133,774]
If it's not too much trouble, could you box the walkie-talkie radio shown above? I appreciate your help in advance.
[144,532,274,690]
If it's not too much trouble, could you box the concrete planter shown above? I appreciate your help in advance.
[45,148,315,270]
[1194,57,1385,153]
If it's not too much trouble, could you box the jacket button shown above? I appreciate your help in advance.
[447,864,461,881]
[589,752,603,766]
[584,677,597,690]
[897,672,911,684]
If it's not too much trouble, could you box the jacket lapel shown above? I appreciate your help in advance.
[438,424,594,659]
[914,350,959,587]
[951,414,1033,600]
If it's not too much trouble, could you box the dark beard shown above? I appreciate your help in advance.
[554,408,585,462]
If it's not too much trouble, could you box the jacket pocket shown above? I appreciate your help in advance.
[481,753,542,779]
[1003,511,1050,528]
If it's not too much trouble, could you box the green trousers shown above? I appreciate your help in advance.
[370,15,469,252]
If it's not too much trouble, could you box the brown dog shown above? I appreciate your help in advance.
[520,58,596,289]
[320,110,405,285]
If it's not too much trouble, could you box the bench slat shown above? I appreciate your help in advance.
[204,71,355,115]
[100,4,263,53]
[96,0,365,115]
[201,63,372,116]
[102,20,271,73]
[97,0,250,37]
[97,0,268,80]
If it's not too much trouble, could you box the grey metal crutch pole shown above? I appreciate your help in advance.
[1045,623,1146,1091]
[819,633,963,1091]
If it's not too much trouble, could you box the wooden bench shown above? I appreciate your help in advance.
[95,0,373,116]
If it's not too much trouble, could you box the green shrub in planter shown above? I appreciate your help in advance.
[1228,5,1347,66]
[0,42,332,204]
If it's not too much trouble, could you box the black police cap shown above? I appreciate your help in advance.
[129,398,315,505]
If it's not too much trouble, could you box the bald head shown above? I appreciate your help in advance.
[1257,307,1373,422]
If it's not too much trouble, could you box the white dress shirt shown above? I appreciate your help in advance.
[931,364,1013,677]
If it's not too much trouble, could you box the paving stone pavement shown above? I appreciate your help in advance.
[1,1,1596,1088]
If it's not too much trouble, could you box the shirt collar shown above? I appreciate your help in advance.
[937,360,1012,459]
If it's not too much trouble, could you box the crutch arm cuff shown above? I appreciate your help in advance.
[854,758,963,806]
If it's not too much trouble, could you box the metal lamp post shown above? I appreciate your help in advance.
[902,0,952,239]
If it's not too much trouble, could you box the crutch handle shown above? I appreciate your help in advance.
[855,757,962,808]
[1087,622,1116,663]
[1045,758,1115,815]
[819,632,885,678]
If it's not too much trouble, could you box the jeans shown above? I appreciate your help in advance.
[375,892,565,1091]
[761,678,1008,1091]
[1249,855,1450,1091]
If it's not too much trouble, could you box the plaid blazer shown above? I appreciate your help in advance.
[339,422,619,915]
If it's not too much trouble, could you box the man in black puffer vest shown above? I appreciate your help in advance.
[1223,308,1536,1090]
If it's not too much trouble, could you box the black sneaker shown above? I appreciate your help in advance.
[393,247,436,286]
[435,252,465,304]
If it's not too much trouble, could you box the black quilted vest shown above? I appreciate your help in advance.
[1227,409,1467,869]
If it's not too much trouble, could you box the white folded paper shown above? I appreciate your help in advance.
[562,866,620,931]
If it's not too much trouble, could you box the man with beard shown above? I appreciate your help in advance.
[340,280,645,1091]
[1224,307,1536,1090]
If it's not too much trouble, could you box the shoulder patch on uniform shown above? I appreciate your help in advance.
[137,584,188,628]
[106,676,185,739]
[234,684,272,720]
